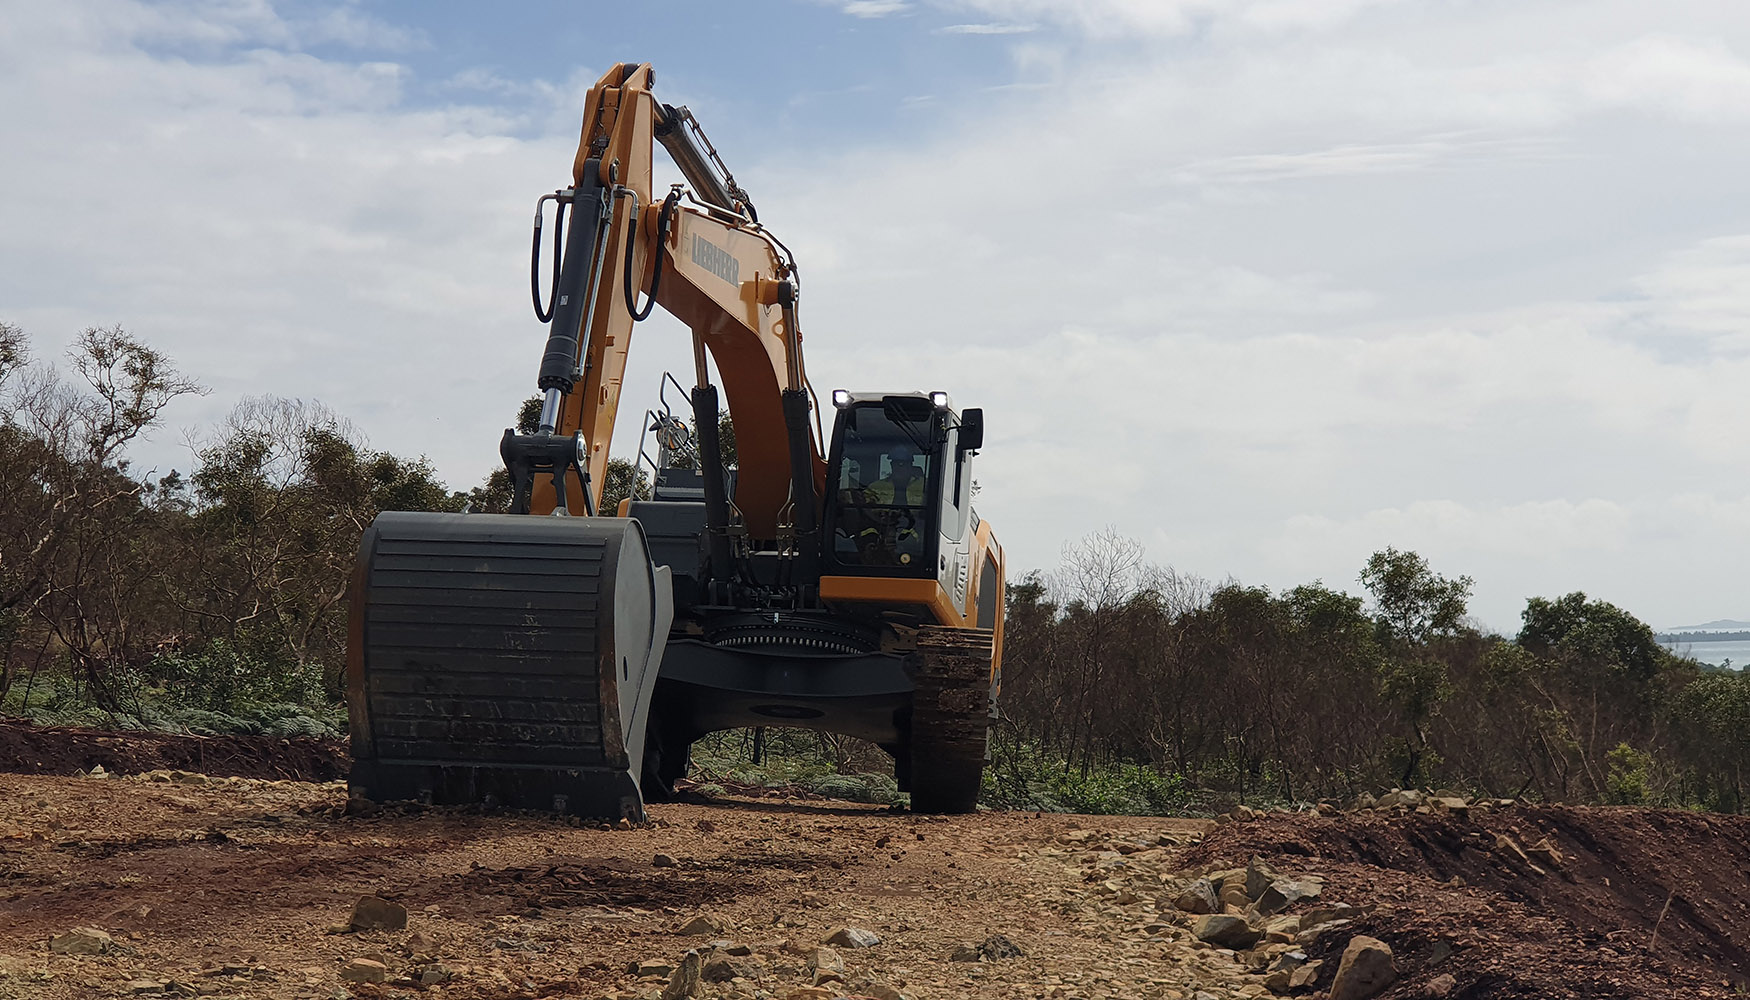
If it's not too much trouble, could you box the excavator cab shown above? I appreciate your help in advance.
[823,392,980,580]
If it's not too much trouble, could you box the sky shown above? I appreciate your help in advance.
[3,0,1748,633]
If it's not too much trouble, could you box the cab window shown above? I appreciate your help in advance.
[830,403,935,569]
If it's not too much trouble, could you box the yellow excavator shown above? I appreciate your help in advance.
[345,63,1004,820]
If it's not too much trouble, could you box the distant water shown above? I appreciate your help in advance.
[1663,640,1750,669]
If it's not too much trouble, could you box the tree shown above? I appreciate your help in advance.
[467,468,514,514]
[1359,547,1473,644]
[1508,592,1679,802]
[177,396,464,696]
[599,458,650,516]
[1280,583,1389,795]
[717,410,736,469]
[1358,548,1471,786]
[515,394,543,434]
[0,321,24,387]
[1669,672,1750,811]
[0,325,205,706]
[1518,592,1664,682]
[1050,529,1149,774]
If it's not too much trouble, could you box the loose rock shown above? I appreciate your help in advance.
[1329,935,1396,1000]
[1244,856,1281,900]
[677,914,730,936]
[702,954,763,982]
[661,951,703,1000]
[1257,878,1322,915]
[1219,880,1251,908]
[978,933,1025,960]
[339,959,387,984]
[1268,950,1309,973]
[48,927,114,955]
[824,925,881,949]
[1298,904,1352,928]
[348,895,407,932]
[1262,914,1302,941]
[653,853,679,868]
[1173,879,1220,915]
[1424,973,1458,997]
[404,930,435,956]
[1192,914,1261,949]
[810,946,846,985]
[855,981,905,1000]
[631,959,676,978]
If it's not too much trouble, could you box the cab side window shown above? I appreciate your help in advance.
[939,427,965,542]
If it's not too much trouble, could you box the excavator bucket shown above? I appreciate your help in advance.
[345,512,672,821]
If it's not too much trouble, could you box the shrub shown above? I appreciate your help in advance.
[1606,742,1652,805]
[149,639,325,715]
[808,772,903,805]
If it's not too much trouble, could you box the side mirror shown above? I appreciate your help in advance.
[959,408,984,451]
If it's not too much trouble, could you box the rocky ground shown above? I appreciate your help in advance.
[0,724,1746,1000]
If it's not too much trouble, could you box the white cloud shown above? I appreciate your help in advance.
[4,0,1750,633]
[936,22,1037,34]
[840,0,912,17]
[296,5,429,51]
[1633,237,1750,349]
[1168,135,1558,187]
[1583,37,1750,123]
[938,0,1401,38]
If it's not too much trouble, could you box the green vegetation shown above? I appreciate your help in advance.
[0,322,460,731]
[1,322,1742,816]
[998,528,1740,812]
[983,736,1190,815]
[690,728,904,806]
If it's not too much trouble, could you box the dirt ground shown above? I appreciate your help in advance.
[1185,808,1750,999]
[0,724,1746,1000]
[0,722,347,782]
[0,769,1203,1000]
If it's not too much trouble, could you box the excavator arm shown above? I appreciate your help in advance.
[517,62,826,546]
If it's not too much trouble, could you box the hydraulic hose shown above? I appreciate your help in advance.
[624,189,681,322]
[531,195,566,324]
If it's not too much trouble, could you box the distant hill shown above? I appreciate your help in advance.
[1664,619,1750,632]
[1660,631,1750,644]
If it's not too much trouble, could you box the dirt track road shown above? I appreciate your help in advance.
[0,772,1211,1000]
[2,765,1746,1000]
